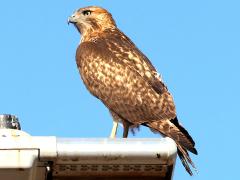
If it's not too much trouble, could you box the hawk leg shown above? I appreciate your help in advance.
[122,120,131,138]
[109,110,131,138]
[110,121,118,138]
[109,111,120,138]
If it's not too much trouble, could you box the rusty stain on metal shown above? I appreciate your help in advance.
[71,158,79,162]
[17,168,25,171]
[103,155,123,161]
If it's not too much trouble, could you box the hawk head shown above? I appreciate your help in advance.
[68,6,116,36]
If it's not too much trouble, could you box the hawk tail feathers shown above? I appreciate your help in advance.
[146,117,197,175]
[177,143,197,176]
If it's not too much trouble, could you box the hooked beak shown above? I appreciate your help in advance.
[68,15,78,25]
[68,10,79,25]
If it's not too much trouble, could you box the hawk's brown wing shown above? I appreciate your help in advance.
[76,40,176,124]
[101,29,168,95]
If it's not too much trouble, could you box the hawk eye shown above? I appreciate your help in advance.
[82,10,91,16]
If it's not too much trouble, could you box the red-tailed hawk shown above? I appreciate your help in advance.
[68,6,197,175]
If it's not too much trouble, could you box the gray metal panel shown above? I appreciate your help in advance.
[56,138,176,165]
[54,138,177,179]
[0,129,177,180]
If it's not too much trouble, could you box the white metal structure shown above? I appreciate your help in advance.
[0,119,177,180]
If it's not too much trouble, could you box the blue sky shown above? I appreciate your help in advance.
[0,0,239,179]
